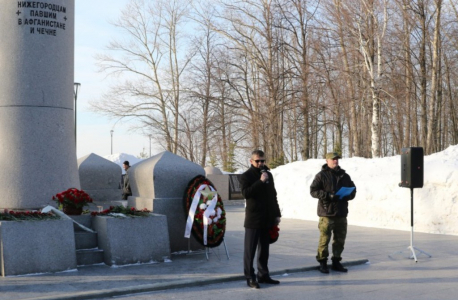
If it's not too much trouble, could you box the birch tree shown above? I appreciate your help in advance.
[354,0,389,157]
[426,0,442,154]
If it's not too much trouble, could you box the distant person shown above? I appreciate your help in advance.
[239,150,282,289]
[310,152,356,273]
[122,161,132,200]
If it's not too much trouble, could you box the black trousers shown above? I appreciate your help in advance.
[244,227,270,280]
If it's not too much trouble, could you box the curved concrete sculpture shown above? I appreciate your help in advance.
[204,166,223,175]
[129,151,205,199]
[77,153,122,203]
[128,151,205,252]
[0,0,79,209]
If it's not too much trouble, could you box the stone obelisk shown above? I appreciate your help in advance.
[0,0,80,209]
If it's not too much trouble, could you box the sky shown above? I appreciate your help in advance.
[75,0,161,159]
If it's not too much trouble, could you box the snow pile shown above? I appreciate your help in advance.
[272,145,458,235]
[104,153,143,174]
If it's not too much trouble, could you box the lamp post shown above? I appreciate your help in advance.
[73,82,81,150]
[110,130,114,155]
[149,134,152,157]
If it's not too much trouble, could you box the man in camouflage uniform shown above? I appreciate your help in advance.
[310,152,356,273]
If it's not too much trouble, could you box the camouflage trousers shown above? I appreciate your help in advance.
[316,216,347,261]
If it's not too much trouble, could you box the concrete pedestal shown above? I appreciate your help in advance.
[0,219,76,276]
[129,196,203,252]
[92,214,171,266]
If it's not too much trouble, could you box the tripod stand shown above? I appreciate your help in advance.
[390,188,431,262]
[186,237,230,261]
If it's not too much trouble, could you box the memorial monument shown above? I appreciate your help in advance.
[78,153,122,206]
[128,151,205,252]
[205,166,230,201]
[0,1,173,276]
[0,0,80,209]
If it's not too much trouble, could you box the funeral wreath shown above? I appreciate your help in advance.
[183,175,226,247]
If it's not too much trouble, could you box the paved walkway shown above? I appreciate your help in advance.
[0,204,456,300]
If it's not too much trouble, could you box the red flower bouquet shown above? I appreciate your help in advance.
[90,205,150,217]
[52,188,93,215]
[0,209,59,221]
[269,225,280,244]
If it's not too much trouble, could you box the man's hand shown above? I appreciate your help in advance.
[260,172,269,182]
[327,193,339,201]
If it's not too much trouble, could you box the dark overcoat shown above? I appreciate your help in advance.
[239,166,282,229]
[310,164,356,217]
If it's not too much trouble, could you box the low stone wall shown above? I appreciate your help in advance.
[0,219,76,276]
[92,214,171,266]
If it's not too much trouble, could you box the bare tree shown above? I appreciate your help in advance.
[426,0,442,154]
[215,0,288,163]
[92,0,193,154]
[91,0,458,164]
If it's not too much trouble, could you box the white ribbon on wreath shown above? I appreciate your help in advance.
[202,192,218,246]
[184,184,218,245]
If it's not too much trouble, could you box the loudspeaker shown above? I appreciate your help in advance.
[400,147,424,188]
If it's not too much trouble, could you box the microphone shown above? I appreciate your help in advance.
[260,167,269,184]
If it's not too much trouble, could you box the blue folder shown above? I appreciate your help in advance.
[335,187,355,200]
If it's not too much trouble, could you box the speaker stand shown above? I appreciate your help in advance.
[390,188,431,262]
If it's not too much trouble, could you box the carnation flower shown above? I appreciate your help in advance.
[199,203,207,210]
[90,205,151,217]
[51,188,93,210]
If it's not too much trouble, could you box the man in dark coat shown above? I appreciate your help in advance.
[239,150,282,289]
[310,152,356,274]
[122,161,132,200]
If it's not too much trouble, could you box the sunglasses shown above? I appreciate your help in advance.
[254,160,265,163]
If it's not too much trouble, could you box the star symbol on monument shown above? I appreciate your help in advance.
[16,10,21,16]
[200,186,215,200]
[64,16,67,21]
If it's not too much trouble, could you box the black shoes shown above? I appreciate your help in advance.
[246,278,260,289]
[331,260,348,272]
[257,275,280,284]
[247,275,280,288]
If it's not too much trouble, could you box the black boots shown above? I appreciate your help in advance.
[331,259,348,272]
[319,260,329,273]
[319,259,348,273]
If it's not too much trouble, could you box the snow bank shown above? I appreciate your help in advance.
[272,145,458,235]
[103,153,143,174]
